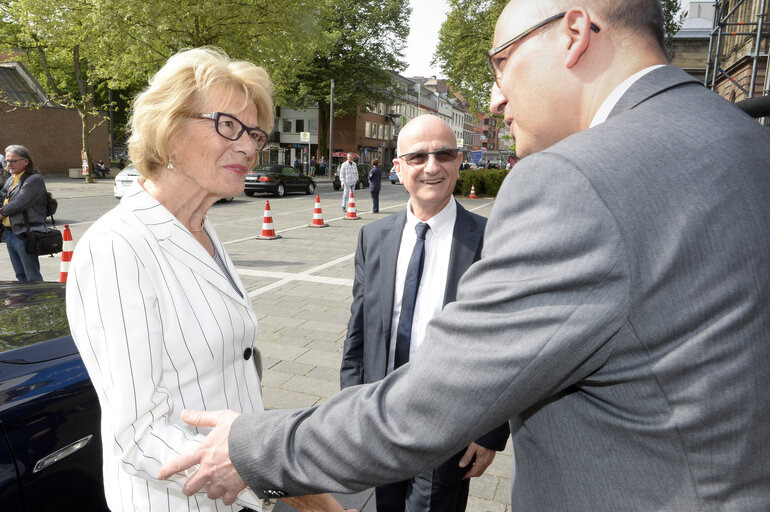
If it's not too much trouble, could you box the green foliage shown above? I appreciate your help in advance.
[455,168,509,197]
[434,0,507,113]
[282,0,411,158]
[661,0,684,44]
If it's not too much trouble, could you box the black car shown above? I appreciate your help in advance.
[0,281,109,511]
[244,164,316,197]
[332,163,371,191]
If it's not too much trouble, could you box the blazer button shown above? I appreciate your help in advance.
[243,347,252,360]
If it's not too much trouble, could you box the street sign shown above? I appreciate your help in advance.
[457,138,464,148]
[300,131,311,142]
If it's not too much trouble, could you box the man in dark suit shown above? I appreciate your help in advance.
[340,115,509,512]
[159,2,770,509]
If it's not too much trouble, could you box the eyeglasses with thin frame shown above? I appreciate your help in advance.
[486,12,600,88]
[193,112,269,151]
[5,158,26,164]
[397,148,460,167]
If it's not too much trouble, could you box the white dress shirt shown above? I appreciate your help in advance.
[388,198,457,372]
[590,65,665,127]
[66,183,268,512]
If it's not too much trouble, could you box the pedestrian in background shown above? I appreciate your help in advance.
[94,159,109,178]
[368,158,381,213]
[318,156,327,177]
[0,145,47,281]
[310,156,317,176]
[338,152,358,211]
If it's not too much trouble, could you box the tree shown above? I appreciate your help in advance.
[1,0,113,182]
[434,0,508,113]
[435,0,685,114]
[0,0,316,180]
[281,0,410,164]
[661,0,684,44]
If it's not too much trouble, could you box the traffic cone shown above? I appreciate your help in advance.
[308,194,329,228]
[469,184,477,199]
[59,224,74,283]
[256,200,282,240]
[345,189,360,220]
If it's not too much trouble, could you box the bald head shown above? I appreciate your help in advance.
[397,115,457,155]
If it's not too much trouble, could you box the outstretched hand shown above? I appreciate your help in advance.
[157,409,246,505]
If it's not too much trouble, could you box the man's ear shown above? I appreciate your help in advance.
[563,8,594,69]
[393,158,401,178]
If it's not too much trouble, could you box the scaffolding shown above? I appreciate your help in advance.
[704,0,769,121]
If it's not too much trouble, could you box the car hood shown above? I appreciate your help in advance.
[0,282,74,358]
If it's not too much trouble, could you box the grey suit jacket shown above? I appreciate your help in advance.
[231,66,770,510]
[339,202,509,460]
[0,171,48,235]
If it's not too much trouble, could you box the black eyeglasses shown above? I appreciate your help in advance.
[398,148,459,167]
[5,159,26,164]
[487,12,600,88]
[193,112,269,151]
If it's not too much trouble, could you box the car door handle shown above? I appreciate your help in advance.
[33,434,93,473]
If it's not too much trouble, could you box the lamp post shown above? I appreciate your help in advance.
[328,79,334,178]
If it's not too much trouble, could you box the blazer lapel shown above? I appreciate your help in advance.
[380,211,407,356]
[608,65,700,120]
[123,186,249,306]
[444,203,482,305]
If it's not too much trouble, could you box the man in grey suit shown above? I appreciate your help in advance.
[340,115,509,512]
[159,1,770,509]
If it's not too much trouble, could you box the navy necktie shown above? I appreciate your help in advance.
[394,222,430,369]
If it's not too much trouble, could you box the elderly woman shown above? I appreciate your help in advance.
[0,145,47,281]
[66,48,345,512]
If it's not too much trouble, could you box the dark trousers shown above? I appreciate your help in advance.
[370,189,380,213]
[375,472,470,512]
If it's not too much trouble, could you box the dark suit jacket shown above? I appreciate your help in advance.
[340,202,509,484]
[232,66,770,510]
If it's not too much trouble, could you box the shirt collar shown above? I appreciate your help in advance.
[405,197,457,237]
[590,65,665,128]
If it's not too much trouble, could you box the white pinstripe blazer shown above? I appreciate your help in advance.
[66,183,266,511]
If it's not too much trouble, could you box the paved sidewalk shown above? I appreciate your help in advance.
[10,176,513,511]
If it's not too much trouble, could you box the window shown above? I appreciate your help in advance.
[378,124,384,139]
[282,119,292,133]
[309,119,318,133]
[365,121,372,138]
[295,119,304,133]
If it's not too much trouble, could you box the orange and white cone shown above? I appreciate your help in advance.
[469,184,477,199]
[59,224,74,283]
[257,200,282,239]
[308,194,329,228]
[345,189,360,220]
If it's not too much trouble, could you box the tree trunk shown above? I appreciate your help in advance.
[80,108,95,184]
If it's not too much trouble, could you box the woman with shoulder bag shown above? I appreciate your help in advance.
[0,145,48,281]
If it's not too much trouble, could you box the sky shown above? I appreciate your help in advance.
[403,0,451,78]
[402,1,694,79]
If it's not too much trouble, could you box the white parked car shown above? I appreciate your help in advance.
[113,165,140,199]
[113,164,233,203]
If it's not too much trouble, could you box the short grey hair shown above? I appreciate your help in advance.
[4,144,36,172]
[536,0,665,49]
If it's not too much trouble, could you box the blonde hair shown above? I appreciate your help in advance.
[127,47,274,178]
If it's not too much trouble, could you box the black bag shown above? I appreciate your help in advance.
[24,228,63,255]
